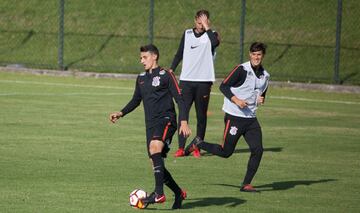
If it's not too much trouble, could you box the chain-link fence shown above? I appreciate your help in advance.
[1,0,359,85]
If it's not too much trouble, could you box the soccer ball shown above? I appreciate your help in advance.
[129,189,147,209]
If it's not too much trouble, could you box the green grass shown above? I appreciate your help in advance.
[1,71,360,212]
[0,0,359,84]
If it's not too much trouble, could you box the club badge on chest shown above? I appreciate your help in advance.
[152,76,160,87]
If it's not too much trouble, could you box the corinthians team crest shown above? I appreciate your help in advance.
[229,126,238,135]
[152,76,160,87]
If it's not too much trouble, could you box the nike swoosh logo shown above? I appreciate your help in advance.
[190,45,199,49]
[155,195,165,202]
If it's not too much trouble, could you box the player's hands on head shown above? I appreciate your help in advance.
[199,14,210,31]
[179,121,191,138]
[109,112,123,123]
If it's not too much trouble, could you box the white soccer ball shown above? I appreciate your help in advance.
[129,189,147,209]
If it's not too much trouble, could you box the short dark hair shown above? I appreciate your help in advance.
[195,9,210,19]
[140,44,159,61]
[250,42,267,55]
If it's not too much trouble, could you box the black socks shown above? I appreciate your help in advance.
[151,153,164,195]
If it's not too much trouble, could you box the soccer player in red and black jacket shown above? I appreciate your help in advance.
[109,44,191,209]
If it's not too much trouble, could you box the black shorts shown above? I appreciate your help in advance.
[146,117,177,158]
[222,113,262,153]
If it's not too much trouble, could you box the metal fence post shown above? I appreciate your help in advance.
[334,0,342,84]
[148,0,154,44]
[239,0,246,63]
[58,0,65,70]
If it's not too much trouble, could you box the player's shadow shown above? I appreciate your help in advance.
[201,147,283,157]
[212,179,336,192]
[181,196,246,209]
[144,197,246,210]
[255,179,337,191]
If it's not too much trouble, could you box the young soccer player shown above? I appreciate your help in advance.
[169,9,220,158]
[109,44,191,208]
[185,42,270,192]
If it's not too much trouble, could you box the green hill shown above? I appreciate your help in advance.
[0,0,359,84]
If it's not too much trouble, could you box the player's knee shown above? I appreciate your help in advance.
[149,147,161,155]
[224,150,234,158]
[149,140,163,154]
[220,149,233,158]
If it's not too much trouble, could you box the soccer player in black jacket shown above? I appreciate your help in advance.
[109,44,191,209]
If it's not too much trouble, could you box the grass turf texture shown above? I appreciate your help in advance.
[0,71,360,212]
[0,0,359,84]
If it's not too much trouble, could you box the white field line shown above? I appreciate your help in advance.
[212,92,360,105]
[1,79,359,105]
[269,96,360,105]
[0,92,130,96]
[0,79,133,90]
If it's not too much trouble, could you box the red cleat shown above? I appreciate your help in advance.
[192,147,201,158]
[184,137,203,156]
[140,192,166,208]
[174,148,185,157]
[181,189,187,199]
[240,184,257,192]
[172,189,187,209]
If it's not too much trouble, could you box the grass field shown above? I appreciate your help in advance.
[0,71,360,212]
[1,0,359,84]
